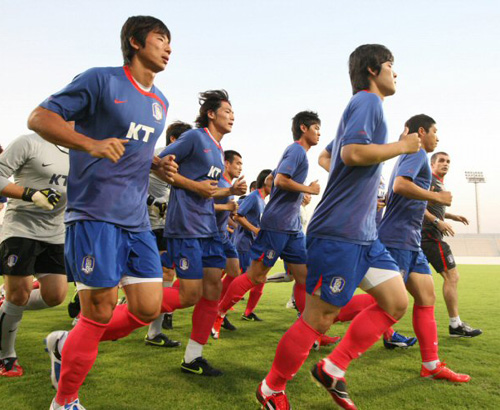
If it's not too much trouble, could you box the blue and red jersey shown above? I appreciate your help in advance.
[233,189,266,252]
[215,174,234,233]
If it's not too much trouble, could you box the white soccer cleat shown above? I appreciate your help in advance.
[50,398,86,409]
[44,330,68,390]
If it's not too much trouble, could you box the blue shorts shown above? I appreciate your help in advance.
[306,237,399,307]
[221,231,239,259]
[65,221,162,288]
[386,247,432,283]
[249,230,307,267]
[238,250,251,273]
[165,236,226,279]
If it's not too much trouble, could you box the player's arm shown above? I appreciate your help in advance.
[213,176,247,198]
[445,212,469,225]
[341,127,420,166]
[274,173,320,195]
[394,176,452,206]
[318,148,331,171]
[215,201,238,213]
[424,209,455,236]
[234,214,260,235]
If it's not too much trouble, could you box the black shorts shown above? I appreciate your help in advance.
[421,239,456,273]
[0,237,65,276]
[152,229,167,252]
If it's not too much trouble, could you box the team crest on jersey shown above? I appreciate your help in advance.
[7,255,18,268]
[447,254,455,264]
[81,256,95,275]
[266,250,276,260]
[179,258,189,271]
[152,102,163,121]
[329,277,346,294]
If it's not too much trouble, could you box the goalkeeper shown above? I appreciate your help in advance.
[0,132,67,377]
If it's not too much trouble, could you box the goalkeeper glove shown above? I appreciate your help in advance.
[22,187,61,210]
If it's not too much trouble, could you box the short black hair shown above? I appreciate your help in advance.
[405,114,436,134]
[291,111,321,141]
[349,44,394,94]
[121,16,171,65]
[195,90,231,128]
[224,150,242,163]
[256,169,272,189]
[249,181,257,191]
[431,151,449,164]
[166,121,192,145]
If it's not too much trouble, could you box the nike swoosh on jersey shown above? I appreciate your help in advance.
[114,99,128,104]
[42,163,53,167]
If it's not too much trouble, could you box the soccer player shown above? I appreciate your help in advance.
[421,152,482,337]
[256,44,421,410]
[0,134,67,377]
[144,121,192,348]
[158,89,247,376]
[28,16,177,409]
[378,114,470,384]
[216,111,321,330]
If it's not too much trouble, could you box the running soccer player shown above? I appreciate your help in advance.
[378,114,470,384]
[217,111,321,328]
[144,121,192,348]
[27,16,177,409]
[256,44,421,410]
[421,152,482,337]
[158,90,247,376]
[0,134,67,377]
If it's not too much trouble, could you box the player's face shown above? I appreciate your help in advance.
[372,61,397,97]
[302,123,321,147]
[432,154,450,176]
[226,156,243,179]
[210,101,234,135]
[264,176,273,195]
[136,30,172,73]
[420,124,439,153]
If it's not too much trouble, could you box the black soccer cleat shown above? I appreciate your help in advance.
[144,333,181,348]
[241,312,263,322]
[181,357,223,377]
[221,316,237,331]
[311,360,357,409]
[162,313,173,330]
[449,322,482,338]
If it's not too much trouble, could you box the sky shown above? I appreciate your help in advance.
[1,0,499,233]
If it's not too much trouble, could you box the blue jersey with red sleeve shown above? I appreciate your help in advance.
[159,128,224,238]
[260,142,308,233]
[233,189,266,252]
[39,66,168,232]
[307,91,387,244]
[214,174,233,233]
[378,149,431,251]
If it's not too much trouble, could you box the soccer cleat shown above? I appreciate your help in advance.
[181,356,223,377]
[242,312,263,321]
[162,312,173,330]
[420,362,470,383]
[211,328,220,340]
[311,360,357,410]
[319,335,341,347]
[144,333,181,348]
[256,382,291,410]
[312,341,320,351]
[285,298,296,310]
[50,398,86,409]
[0,357,24,377]
[383,331,418,349]
[67,290,80,319]
[44,330,67,389]
[449,322,482,338]
[221,316,237,331]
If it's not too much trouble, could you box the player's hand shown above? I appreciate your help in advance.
[377,198,386,211]
[227,200,238,212]
[452,214,469,225]
[230,176,247,196]
[88,138,129,163]
[159,155,178,184]
[434,190,452,206]
[22,187,61,210]
[196,180,218,198]
[399,127,420,154]
[308,180,320,195]
[437,220,455,236]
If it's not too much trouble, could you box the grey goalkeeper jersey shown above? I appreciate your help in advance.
[0,133,69,244]
[148,146,171,230]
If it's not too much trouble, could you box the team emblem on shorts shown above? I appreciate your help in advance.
[152,102,163,121]
[329,277,346,294]
[179,258,189,271]
[7,255,18,267]
[266,250,276,260]
[447,254,455,264]
[81,255,95,275]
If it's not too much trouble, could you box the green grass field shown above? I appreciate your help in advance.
[1,264,500,409]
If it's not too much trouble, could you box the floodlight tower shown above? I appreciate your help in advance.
[465,171,486,234]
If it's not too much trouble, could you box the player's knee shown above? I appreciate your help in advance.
[180,289,201,307]
[43,291,67,307]
[391,294,409,320]
[133,306,161,323]
[252,273,267,285]
[8,290,30,307]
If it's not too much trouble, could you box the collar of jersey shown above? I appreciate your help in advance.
[432,172,445,183]
[122,66,166,114]
[203,128,223,152]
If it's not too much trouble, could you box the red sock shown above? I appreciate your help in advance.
[218,273,255,314]
[56,316,108,405]
[293,283,306,313]
[244,283,264,316]
[161,286,183,313]
[328,303,397,371]
[413,304,439,362]
[190,297,219,345]
[220,275,236,301]
[99,305,149,341]
[336,294,375,322]
[265,317,321,391]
